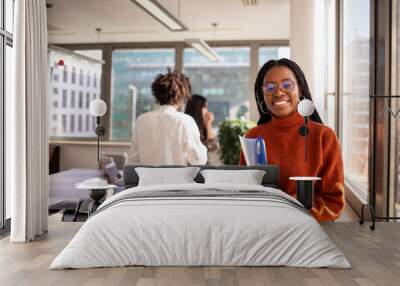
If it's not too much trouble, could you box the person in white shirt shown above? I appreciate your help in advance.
[129,70,208,165]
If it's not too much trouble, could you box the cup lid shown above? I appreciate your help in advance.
[289,176,321,181]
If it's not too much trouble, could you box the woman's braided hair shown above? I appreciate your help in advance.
[151,69,192,106]
[255,58,323,125]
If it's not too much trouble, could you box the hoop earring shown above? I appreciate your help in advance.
[256,98,269,114]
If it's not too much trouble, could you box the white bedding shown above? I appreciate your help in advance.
[50,183,351,269]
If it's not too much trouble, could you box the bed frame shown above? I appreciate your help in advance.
[123,165,280,189]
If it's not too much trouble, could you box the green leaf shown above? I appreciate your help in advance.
[217,118,256,165]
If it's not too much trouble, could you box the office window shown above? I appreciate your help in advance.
[62,89,67,107]
[184,47,251,127]
[86,73,91,87]
[48,49,102,138]
[52,114,57,121]
[86,115,90,131]
[78,115,82,132]
[341,0,370,198]
[111,48,175,141]
[5,0,14,33]
[70,115,75,132]
[79,92,83,108]
[72,67,76,84]
[324,0,337,129]
[259,46,290,67]
[79,69,84,85]
[3,1,14,225]
[71,90,75,108]
[94,74,97,88]
[62,114,67,132]
[63,66,68,83]
[86,92,90,108]
[53,74,59,81]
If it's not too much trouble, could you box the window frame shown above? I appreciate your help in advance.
[53,40,289,143]
[111,46,177,141]
[48,45,106,141]
[1,0,14,230]
[339,0,369,204]
[182,45,252,127]
[333,0,371,217]
[335,0,397,220]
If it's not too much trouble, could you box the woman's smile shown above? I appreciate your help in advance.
[271,97,292,109]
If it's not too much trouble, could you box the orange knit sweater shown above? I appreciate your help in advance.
[240,112,345,222]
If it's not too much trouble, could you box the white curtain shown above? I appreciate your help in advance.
[9,0,49,242]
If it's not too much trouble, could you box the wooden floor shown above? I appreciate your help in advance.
[0,221,399,286]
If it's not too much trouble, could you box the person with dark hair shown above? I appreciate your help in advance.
[129,69,207,165]
[184,94,218,153]
[240,58,345,222]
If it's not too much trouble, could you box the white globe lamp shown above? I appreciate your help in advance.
[298,99,315,162]
[298,99,315,117]
[89,99,107,165]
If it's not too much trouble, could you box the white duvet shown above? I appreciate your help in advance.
[50,183,351,269]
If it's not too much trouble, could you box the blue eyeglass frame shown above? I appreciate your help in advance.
[262,79,296,96]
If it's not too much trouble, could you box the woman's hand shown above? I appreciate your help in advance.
[205,111,214,128]
[204,111,216,141]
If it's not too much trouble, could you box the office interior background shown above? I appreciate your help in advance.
[1,0,400,229]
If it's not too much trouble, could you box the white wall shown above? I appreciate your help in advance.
[54,141,222,171]
[54,143,129,171]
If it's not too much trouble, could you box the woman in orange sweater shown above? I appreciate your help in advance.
[240,58,344,222]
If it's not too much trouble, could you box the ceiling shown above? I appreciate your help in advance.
[47,0,290,44]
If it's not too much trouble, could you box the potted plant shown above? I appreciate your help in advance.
[218,117,255,165]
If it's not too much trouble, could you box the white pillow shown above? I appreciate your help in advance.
[200,169,266,185]
[135,167,201,186]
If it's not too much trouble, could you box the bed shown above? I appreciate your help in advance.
[50,165,350,269]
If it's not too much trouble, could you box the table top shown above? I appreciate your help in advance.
[49,168,105,201]
[75,184,117,190]
[289,176,321,181]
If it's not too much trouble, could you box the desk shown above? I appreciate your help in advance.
[49,168,123,219]
[49,168,104,205]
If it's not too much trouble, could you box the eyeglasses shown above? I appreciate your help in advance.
[262,79,296,96]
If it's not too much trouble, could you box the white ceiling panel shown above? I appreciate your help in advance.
[47,0,290,43]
